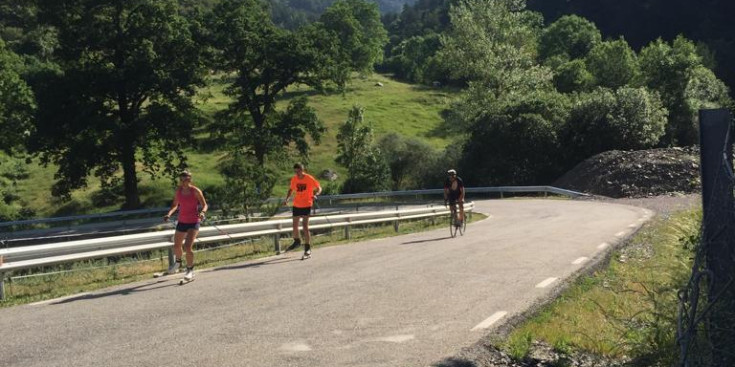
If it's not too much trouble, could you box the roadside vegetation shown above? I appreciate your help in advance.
[503,209,701,365]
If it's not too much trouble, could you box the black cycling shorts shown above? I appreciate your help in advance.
[292,206,312,217]
[176,222,200,232]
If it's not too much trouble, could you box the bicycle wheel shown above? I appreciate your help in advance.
[450,216,458,238]
[459,217,466,236]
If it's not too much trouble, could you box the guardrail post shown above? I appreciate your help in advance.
[544,191,548,198]
[431,209,436,226]
[344,218,351,240]
[274,224,282,253]
[394,207,400,233]
[167,248,175,269]
[0,272,5,301]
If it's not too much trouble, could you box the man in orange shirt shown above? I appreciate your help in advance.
[283,163,322,258]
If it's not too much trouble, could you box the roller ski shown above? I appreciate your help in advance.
[179,268,195,285]
[281,238,302,254]
[301,244,312,260]
[153,260,181,278]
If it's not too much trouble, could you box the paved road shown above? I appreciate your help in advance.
[0,199,651,367]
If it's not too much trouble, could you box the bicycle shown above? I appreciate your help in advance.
[447,201,466,238]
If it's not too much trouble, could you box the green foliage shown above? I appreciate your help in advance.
[459,90,571,185]
[553,59,594,93]
[0,38,35,154]
[639,36,732,146]
[319,0,389,74]
[538,15,601,61]
[564,87,667,162]
[213,152,277,219]
[436,0,542,86]
[335,105,391,193]
[207,0,331,176]
[585,38,639,89]
[29,0,207,209]
[384,33,441,83]
[378,133,440,189]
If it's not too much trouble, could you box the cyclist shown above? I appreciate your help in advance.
[444,169,465,224]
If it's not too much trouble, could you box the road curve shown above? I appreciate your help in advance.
[1,199,651,367]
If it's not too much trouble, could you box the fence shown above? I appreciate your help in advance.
[0,203,475,300]
[677,109,735,366]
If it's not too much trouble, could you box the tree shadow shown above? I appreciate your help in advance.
[50,279,178,305]
[401,236,452,245]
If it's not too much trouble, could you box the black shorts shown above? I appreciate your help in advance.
[176,222,200,232]
[448,193,462,204]
[292,207,312,217]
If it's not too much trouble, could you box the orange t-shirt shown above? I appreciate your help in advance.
[290,173,320,208]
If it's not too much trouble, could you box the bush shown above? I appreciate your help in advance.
[459,90,571,185]
[564,87,667,162]
[378,133,440,190]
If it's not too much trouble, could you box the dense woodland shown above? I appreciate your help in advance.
[0,0,732,220]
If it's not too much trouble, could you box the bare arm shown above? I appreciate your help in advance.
[195,188,208,218]
[164,195,180,221]
[283,188,293,206]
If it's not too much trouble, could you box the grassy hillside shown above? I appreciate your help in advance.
[5,74,457,218]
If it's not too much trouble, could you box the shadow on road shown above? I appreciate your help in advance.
[212,257,301,272]
[433,357,477,367]
[50,280,178,305]
[401,236,452,245]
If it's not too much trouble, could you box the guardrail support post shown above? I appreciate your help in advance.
[344,218,351,240]
[0,273,5,301]
[544,191,548,198]
[274,224,282,253]
[167,248,175,269]
[500,192,504,199]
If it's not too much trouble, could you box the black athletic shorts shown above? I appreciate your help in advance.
[176,222,200,232]
[447,192,462,204]
[292,206,312,217]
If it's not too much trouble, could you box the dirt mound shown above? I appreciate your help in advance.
[554,147,701,198]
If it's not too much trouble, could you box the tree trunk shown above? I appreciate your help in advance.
[121,144,141,209]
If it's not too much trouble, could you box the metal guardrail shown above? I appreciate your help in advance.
[0,203,475,300]
[0,186,584,230]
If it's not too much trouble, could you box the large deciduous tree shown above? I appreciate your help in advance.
[335,106,390,193]
[0,38,35,154]
[207,0,387,171]
[30,0,207,208]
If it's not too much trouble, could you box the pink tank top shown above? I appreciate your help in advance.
[176,187,200,223]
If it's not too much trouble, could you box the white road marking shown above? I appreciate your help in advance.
[598,242,609,249]
[375,335,415,343]
[615,231,626,237]
[280,342,312,352]
[572,257,588,265]
[535,277,558,288]
[471,311,508,331]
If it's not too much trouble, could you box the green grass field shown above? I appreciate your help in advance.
[4,74,457,218]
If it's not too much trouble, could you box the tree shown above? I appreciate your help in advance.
[539,15,601,61]
[28,0,207,208]
[459,90,571,185]
[436,0,542,86]
[214,152,277,220]
[564,87,667,162]
[336,106,390,193]
[320,0,388,74]
[378,133,439,189]
[639,36,732,146]
[585,38,639,89]
[553,59,594,93]
[209,0,381,171]
[0,38,35,154]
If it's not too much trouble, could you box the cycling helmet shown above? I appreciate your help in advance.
[447,169,457,175]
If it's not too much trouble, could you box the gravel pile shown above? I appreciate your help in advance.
[554,147,701,198]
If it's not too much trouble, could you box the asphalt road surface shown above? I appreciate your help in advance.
[0,199,652,367]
